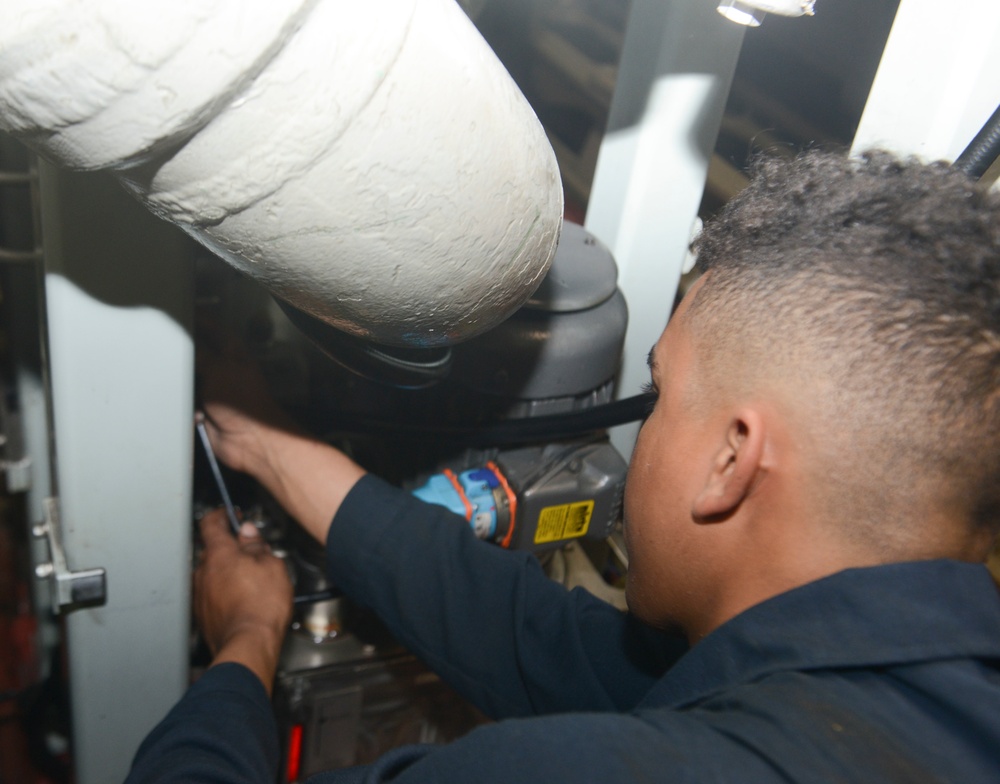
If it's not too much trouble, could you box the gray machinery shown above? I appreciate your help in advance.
[192,220,634,781]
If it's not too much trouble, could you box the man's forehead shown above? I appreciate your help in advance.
[654,277,707,364]
[648,289,701,380]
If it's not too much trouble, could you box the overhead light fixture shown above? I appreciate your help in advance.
[717,0,816,27]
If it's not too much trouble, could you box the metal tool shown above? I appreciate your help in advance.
[195,415,242,536]
[195,414,338,605]
[293,588,339,606]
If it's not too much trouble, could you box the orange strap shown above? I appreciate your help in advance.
[442,469,474,522]
[488,461,518,549]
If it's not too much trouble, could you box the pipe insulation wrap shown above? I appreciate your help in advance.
[0,0,564,347]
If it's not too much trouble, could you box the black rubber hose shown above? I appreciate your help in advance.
[322,392,657,446]
[461,393,656,445]
[953,103,1000,180]
[293,588,341,605]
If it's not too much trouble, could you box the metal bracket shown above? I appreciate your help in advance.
[33,497,107,613]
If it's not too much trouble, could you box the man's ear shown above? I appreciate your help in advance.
[692,410,765,521]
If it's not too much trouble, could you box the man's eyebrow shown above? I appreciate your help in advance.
[646,346,657,373]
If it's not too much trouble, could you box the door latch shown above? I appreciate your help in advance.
[33,497,107,612]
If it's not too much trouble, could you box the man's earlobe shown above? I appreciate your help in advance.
[692,411,765,521]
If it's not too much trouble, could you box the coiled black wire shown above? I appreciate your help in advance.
[953,103,1000,180]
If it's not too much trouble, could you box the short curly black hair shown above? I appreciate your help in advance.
[688,150,1000,544]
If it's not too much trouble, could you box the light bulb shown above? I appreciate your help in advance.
[717,0,815,27]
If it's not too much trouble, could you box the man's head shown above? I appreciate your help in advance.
[624,151,1000,636]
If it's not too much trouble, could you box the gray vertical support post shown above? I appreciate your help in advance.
[585,0,745,458]
[38,162,195,784]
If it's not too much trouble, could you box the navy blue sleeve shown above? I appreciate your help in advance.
[304,711,782,784]
[124,663,279,784]
[326,475,686,720]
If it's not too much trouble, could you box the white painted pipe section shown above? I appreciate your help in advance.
[0,0,563,346]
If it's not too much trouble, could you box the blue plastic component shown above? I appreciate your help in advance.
[412,474,469,519]
[467,468,500,489]
[412,467,501,540]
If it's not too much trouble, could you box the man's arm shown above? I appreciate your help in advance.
[197,343,366,542]
[199,350,683,717]
[126,510,294,783]
[124,663,279,784]
[194,511,293,694]
[326,473,685,718]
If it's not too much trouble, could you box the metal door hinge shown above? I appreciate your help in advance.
[32,497,107,613]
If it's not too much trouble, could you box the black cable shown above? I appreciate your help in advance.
[953,102,1000,180]
[293,587,341,605]
[321,392,657,446]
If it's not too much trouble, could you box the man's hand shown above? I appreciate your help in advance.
[196,323,367,544]
[195,510,293,694]
[197,327,302,478]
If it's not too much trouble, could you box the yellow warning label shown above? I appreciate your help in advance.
[534,500,595,544]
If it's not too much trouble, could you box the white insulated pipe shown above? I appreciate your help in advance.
[0,0,563,346]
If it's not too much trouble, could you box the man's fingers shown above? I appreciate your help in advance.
[201,513,272,559]
[238,521,259,541]
[237,522,272,555]
[199,509,237,550]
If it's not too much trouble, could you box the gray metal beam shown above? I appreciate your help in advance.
[586,0,745,458]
